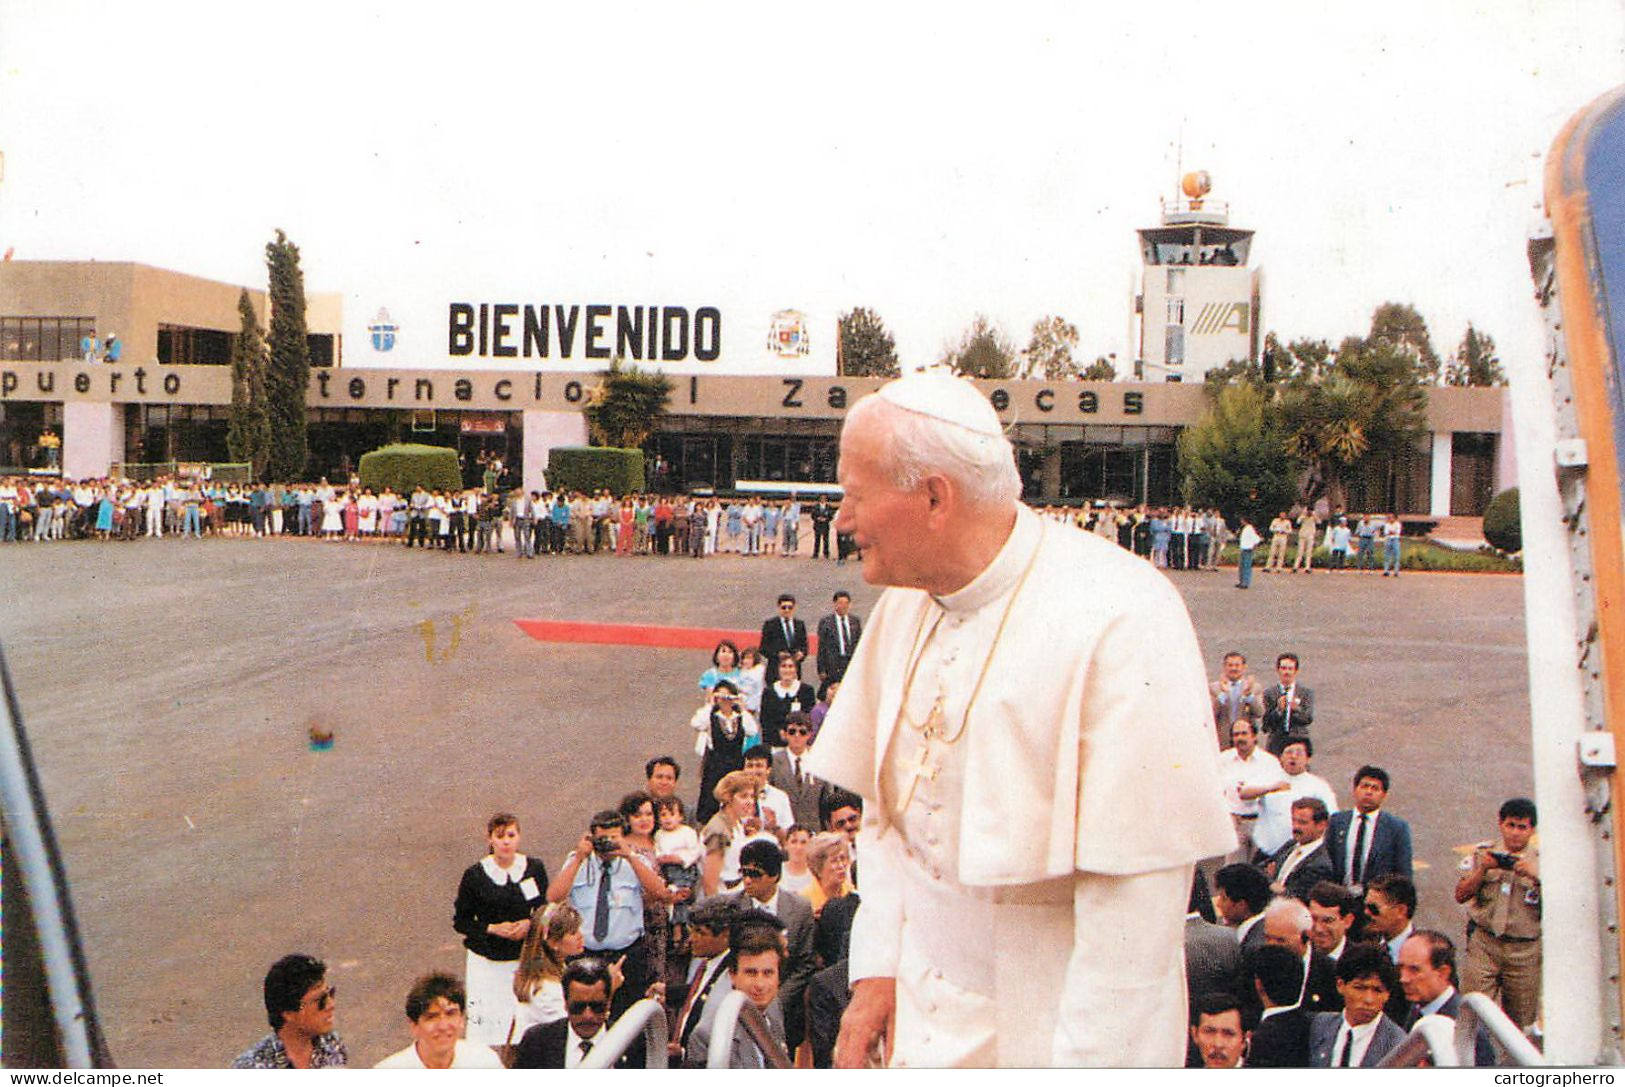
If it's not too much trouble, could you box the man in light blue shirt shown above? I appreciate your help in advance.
[547,810,670,1018]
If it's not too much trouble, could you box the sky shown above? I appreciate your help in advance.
[1,0,1621,374]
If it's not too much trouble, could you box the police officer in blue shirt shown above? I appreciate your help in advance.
[546,810,673,1017]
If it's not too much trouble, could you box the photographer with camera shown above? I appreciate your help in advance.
[1454,797,1541,1029]
[690,679,761,824]
[547,809,673,1019]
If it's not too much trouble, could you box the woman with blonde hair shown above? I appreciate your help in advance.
[508,901,584,1037]
[700,770,773,897]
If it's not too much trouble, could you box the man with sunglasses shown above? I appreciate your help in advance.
[723,839,816,1057]
[232,954,348,1068]
[771,712,831,830]
[514,957,647,1069]
[759,594,809,677]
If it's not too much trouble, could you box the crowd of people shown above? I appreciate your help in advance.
[2,474,1405,587]
[233,588,867,1070]
[0,474,872,559]
[1195,648,1541,1067]
[230,586,1537,1070]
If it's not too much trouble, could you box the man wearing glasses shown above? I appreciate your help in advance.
[725,839,816,1056]
[771,713,830,830]
[759,594,809,677]
[515,957,646,1068]
[232,954,348,1068]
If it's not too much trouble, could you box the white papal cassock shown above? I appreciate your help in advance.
[804,505,1235,1067]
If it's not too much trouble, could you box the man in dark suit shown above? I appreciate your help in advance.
[769,714,829,829]
[1245,944,1311,1067]
[1260,652,1315,756]
[1184,871,1242,1004]
[1260,897,1341,1016]
[814,590,863,685]
[1325,765,1414,895]
[1399,930,1495,1065]
[515,957,646,1068]
[724,839,815,1056]
[1213,863,1273,953]
[1265,797,1336,903]
[1308,947,1407,1067]
[759,594,809,676]
[668,899,744,1063]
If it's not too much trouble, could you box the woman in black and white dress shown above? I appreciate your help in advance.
[452,812,549,1048]
[757,653,816,748]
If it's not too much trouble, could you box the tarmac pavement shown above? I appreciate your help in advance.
[0,536,1529,1066]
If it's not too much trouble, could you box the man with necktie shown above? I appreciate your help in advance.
[514,956,648,1068]
[1260,653,1315,756]
[1208,651,1264,752]
[1324,766,1414,897]
[547,811,672,1019]
[816,591,864,686]
[760,594,810,677]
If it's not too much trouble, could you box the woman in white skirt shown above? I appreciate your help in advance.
[452,813,549,1047]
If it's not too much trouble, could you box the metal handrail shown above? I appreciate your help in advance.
[706,989,793,1069]
[1378,1014,1464,1067]
[1459,991,1545,1066]
[0,643,111,1066]
[579,996,669,1069]
[1377,993,1544,1067]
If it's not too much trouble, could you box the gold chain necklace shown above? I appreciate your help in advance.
[889,520,1045,815]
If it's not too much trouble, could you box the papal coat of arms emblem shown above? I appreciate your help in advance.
[368,308,398,352]
[766,309,810,357]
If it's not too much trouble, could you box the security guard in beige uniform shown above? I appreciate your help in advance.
[1453,797,1541,1028]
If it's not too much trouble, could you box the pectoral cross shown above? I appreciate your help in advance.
[896,698,946,815]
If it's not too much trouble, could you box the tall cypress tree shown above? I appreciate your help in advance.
[264,230,311,482]
[226,288,272,478]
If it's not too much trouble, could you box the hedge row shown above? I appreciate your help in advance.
[357,444,461,494]
[545,446,645,496]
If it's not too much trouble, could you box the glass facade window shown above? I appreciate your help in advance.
[1,316,96,362]
[1164,324,1184,364]
[157,325,234,366]
[1165,297,1184,324]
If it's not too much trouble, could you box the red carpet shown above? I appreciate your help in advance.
[515,618,821,654]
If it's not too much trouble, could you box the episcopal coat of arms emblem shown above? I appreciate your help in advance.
[766,309,810,357]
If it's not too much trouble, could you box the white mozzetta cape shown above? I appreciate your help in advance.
[805,505,1235,884]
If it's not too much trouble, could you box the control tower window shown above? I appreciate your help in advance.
[1167,269,1185,293]
[1165,325,1185,364]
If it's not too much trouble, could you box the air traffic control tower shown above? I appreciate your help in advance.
[1133,171,1262,382]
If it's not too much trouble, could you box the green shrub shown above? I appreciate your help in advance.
[357,443,461,494]
[1482,488,1521,553]
[546,446,645,495]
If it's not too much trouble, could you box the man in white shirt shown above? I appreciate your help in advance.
[1217,719,1285,863]
[742,750,794,834]
[373,973,504,1069]
[1253,737,1338,858]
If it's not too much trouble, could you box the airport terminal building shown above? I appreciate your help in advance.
[0,259,1512,516]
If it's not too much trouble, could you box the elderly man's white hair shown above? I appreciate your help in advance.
[1264,896,1313,936]
[845,373,1021,507]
